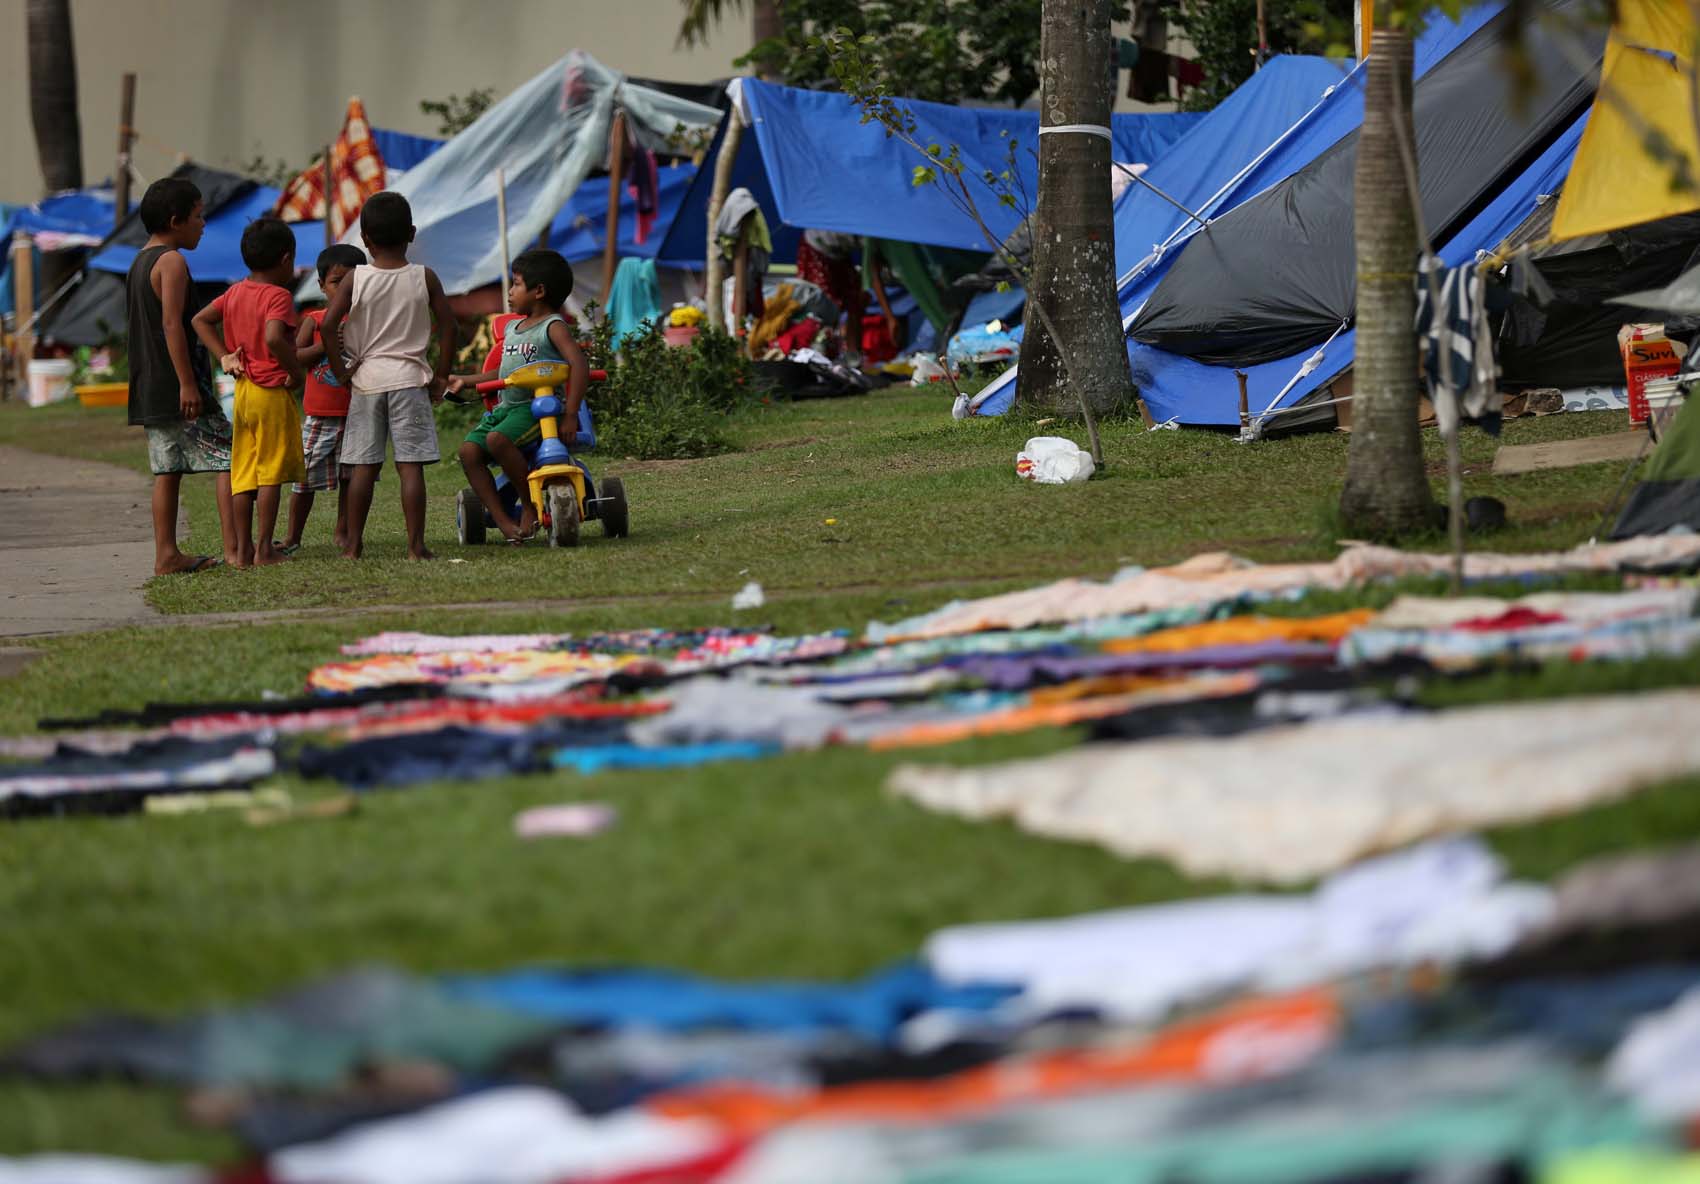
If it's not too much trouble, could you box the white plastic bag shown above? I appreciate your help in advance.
[1016,437,1095,485]
[911,355,950,387]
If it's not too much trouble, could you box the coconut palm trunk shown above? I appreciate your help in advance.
[27,0,83,195]
[1338,27,1436,536]
[1015,0,1134,420]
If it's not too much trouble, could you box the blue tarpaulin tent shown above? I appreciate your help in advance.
[371,127,445,173]
[658,79,1203,265]
[4,189,129,318]
[548,161,697,264]
[1111,56,1355,301]
[973,3,1520,420]
[8,188,122,244]
[1129,111,1586,429]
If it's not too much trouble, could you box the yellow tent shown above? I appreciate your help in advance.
[1551,0,1700,241]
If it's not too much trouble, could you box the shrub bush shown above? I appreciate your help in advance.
[584,317,753,460]
[434,314,754,460]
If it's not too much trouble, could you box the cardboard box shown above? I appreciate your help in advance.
[1619,323,1687,425]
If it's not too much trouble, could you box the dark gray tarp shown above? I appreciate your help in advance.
[1499,211,1700,389]
[38,164,255,348]
[1128,0,1603,368]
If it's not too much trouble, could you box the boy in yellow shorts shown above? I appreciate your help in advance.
[192,218,306,566]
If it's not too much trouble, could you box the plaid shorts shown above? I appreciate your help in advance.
[293,415,348,493]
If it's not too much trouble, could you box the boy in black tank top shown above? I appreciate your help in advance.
[125,178,237,574]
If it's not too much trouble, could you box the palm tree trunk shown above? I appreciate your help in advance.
[750,0,783,81]
[27,0,83,195]
[1339,28,1436,537]
[1015,0,1133,420]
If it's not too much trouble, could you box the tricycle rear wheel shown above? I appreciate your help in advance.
[599,476,629,538]
[456,488,486,545]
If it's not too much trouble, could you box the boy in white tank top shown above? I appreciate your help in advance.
[323,192,457,560]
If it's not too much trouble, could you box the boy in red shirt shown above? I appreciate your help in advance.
[192,218,306,566]
[283,244,367,553]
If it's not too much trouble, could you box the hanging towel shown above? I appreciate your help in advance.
[1416,254,1503,437]
[605,257,663,346]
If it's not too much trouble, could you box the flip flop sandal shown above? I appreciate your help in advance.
[176,556,222,574]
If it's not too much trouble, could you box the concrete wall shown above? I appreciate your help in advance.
[1,0,751,204]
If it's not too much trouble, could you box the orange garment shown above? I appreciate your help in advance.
[646,987,1339,1138]
[868,672,1259,752]
[274,97,387,237]
[1100,610,1374,655]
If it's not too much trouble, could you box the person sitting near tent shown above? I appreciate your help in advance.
[797,230,865,354]
[446,249,589,545]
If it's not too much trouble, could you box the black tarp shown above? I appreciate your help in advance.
[1128,0,1604,368]
[1497,206,1700,389]
[38,164,255,348]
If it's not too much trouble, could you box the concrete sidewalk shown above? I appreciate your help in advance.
[0,444,165,638]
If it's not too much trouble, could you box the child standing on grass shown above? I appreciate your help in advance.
[125,177,238,574]
[192,217,306,567]
[282,244,367,553]
[322,192,457,561]
[447,249,589,544]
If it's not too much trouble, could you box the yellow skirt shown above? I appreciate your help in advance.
[231,377,306,494]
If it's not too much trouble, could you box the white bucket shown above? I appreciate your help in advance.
[26,358,75,408]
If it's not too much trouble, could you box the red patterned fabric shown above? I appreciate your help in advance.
[796,239,865,327]
[274,97,387,237]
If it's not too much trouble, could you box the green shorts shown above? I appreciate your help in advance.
[465,401,540,452]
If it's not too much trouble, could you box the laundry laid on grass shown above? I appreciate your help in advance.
[10,543,1700,824]
[888,688,1700,883]
[10,843,1700,1181]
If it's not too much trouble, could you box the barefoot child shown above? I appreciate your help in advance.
[192,218,306,566]
[125,177,238,574]
[447,249,588,544]
[282,244,367,553]
[322,192,457,560]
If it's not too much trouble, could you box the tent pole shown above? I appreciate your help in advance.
[496,166,511,313]
[324,141,334,246]
[114,73,137,230]
[601,109,627,307]
[10,231,34,398]
[11,233,34,399]
[704,112,743,331]
[1255,0,1268,68]
[1111,162,1208,229]
[1235,369,1249,432]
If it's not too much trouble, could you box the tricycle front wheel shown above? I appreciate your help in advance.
[546,484,580,549]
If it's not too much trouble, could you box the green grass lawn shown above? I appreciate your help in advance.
[0,393,1694,1160]
[0,392,1643,617]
